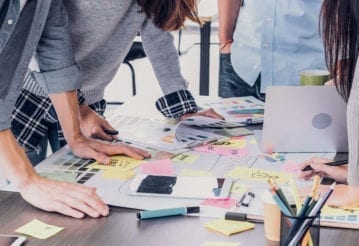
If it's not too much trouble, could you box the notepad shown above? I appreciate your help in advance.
[204,219,255,236]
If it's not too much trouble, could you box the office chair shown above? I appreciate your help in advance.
[123,41,146,96]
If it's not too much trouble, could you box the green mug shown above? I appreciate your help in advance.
[300,70,330,86]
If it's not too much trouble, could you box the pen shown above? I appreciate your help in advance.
[137,206,200,220]
[302,160,348,171]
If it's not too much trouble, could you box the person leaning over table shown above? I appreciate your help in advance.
[0,0,151,218]
[217,0,327,100]
[299,0,359,207]
[11,0,224,166]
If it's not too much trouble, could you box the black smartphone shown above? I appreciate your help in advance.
[0,234,26,246]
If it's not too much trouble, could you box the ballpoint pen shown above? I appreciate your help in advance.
[302,160,348,171]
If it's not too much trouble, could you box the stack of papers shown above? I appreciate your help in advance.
[196,96,265,127]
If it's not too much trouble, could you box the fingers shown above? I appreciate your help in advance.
[203,108,225,120]
[298,157,334,180]
[63,184,109,217]
[71,138,151,163]
[20,177,109,219]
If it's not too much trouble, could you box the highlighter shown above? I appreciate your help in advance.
[137,206,200,220]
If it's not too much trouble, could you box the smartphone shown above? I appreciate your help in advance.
[0,234,26,246]
[129,174,233,199]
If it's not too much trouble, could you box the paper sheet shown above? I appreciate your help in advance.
[201,242,240,246]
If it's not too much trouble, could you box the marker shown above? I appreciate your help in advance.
[137,206,200,220]
[301,160,348,171]
[225,211,263,223]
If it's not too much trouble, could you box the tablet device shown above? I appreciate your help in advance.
[262,86,348,152]
[129,174,233,199]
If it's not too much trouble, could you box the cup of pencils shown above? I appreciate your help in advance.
[280,210,320,246]
[268,177,336,246]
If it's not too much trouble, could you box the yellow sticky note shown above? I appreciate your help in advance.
[172,153,199,163]
[213,139,247,149]
[205,219,255,236]
[181,169,211,177]
[89,155,143,171]
[226,166,290,184]
[249,137,257,145]
[102,169,136,180]
[201,242,240,246]
[230,184,248,195]
[15,219,64,239]
[321,205,359,216]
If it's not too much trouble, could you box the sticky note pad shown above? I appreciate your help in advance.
[226,166,290,184]
[89,155,143,171]
[15,219,64,239]
[204,219,255,236]
[201,241,240,246]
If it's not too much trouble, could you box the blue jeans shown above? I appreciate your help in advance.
[218,53,265,101]
[26,120,62,166]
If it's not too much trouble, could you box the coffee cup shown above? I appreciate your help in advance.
[300,70,330,86]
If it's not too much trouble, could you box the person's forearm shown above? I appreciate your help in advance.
[217,0,241,44]
[49,90,83,146]
[0,129,37,188]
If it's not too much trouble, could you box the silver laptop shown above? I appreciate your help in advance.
[261,86,348,153]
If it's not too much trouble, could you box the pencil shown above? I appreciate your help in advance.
[302,160,348,171]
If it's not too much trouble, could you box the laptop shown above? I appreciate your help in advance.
[261,86,348,153]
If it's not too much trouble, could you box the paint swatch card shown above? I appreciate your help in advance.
[189,96,265,128]
[113,117,226,153]
[129,174,233,199]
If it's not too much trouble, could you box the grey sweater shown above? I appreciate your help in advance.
[24,0,187,104]
[347,60,359,185]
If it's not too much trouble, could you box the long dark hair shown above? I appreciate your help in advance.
[136,0,201,31]
[320,0,359,101]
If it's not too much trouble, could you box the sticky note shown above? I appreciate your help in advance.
[89,155,143,171]
[15,219,64,239]
[213,138,247,149]
[102,169,136,180]
[283,161,301,174]
[201,198,238,209]
[204,219,255,236]
[195,145,249,157]
[181,169,211,177]
[230,184,248,195]
[201,242,240,246]
[140,159,174,176]
[172,153,199,163]
[226,166,290,184]
[321,205,359,216]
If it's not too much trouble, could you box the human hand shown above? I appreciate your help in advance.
[180,108,225,121]
[324,79,335,86]
[326,184,359,207]
[299,157,348,183]
[68,136,151,164]
[79,105,118,141]
[19,174,109,218]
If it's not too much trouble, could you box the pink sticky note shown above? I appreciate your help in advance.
[283,161,301,174]
[201,198,238,209]
[140,159,174,176]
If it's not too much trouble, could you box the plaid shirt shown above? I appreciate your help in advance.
[12,85,198,151]
[155,90,198,118]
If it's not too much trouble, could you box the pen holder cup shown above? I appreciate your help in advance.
[280,212,320,246]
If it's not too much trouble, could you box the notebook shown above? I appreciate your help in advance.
[261,86,348,153]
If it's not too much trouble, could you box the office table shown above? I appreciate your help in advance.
[0,191,358,246]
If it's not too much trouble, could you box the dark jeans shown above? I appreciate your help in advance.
[218,53,265,101]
